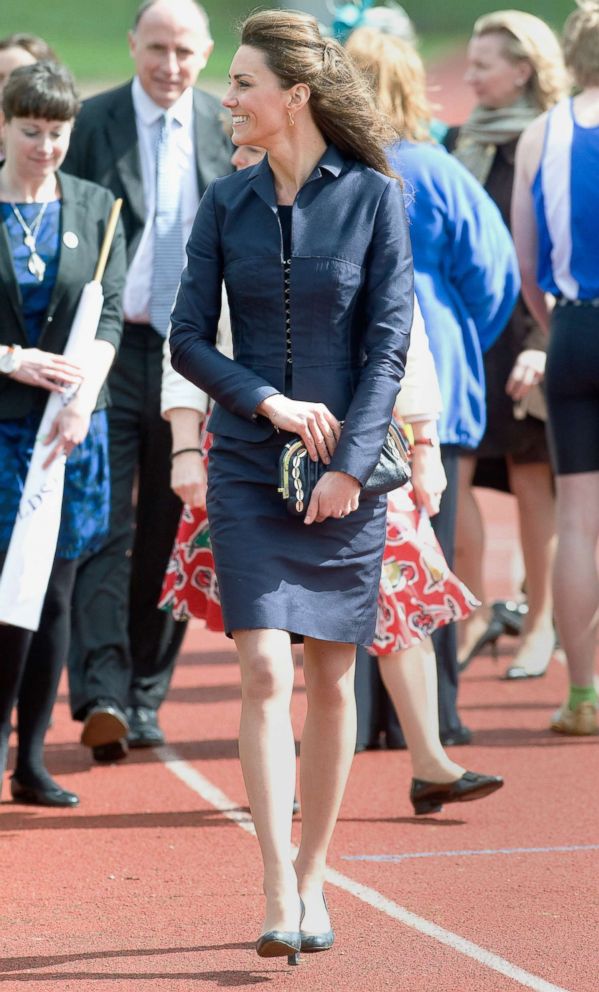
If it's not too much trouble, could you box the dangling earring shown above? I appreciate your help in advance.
[288,110,295,127]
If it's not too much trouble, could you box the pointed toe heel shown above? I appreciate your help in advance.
[300,892,335,953]
[255,931,302,963]
[458,616,505,673]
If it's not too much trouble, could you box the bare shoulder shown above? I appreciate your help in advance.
[515,113,547,182]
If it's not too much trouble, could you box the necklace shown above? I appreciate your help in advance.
[10,202,49,282]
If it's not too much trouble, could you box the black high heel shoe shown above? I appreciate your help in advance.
[410,771,504,816]
[491,599,528,637]
[255,899,304,966]
[458,616,505,673]
[300,892,334,953]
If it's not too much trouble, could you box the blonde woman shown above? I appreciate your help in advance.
[447,11,568,678]
[512,1,599,734]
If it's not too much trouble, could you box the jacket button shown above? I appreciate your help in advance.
[47,316,53,323]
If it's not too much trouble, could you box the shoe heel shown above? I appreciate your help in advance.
[288,952,301,966]
[413,799,443,816]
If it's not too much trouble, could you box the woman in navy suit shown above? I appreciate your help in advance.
[170,10,413,961]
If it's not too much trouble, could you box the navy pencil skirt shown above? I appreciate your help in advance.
[206,431,387,646]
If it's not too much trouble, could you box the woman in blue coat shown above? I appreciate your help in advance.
[170,10,412,963]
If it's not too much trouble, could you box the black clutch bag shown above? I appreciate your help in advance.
[278,420,411,518]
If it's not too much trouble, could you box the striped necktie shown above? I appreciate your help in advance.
[149,113,184,337]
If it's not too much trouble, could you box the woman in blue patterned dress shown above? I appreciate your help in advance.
[0,63,126,806]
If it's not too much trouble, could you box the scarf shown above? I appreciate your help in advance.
[453,97,540,186]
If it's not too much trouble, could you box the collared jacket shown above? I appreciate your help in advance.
[162,295,440,424]
[170,146,414,486]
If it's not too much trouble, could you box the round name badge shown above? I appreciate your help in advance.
[63,231,79,249]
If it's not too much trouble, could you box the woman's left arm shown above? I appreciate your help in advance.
[329,180,414,484]
[43,209,127,466]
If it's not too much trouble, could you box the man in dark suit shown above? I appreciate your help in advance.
[63,0,232,760]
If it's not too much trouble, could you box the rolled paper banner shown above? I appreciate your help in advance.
[0,281,104,630]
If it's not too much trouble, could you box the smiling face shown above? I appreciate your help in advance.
[2,116,73,182]
[465,32,532,110]
[128,1,213,108]
[222,45,296,149]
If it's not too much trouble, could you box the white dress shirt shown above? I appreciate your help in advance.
[124,76,200,325]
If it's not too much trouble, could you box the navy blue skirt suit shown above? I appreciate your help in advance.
[170,145,413,645]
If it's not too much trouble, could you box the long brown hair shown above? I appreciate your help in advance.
[346,28,433,143]
[240,9,398,177]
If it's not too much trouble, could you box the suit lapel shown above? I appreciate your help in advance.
[0,211,27,341]
[42,173,84,330]
[249,156,278,211]
[107,84,146,228]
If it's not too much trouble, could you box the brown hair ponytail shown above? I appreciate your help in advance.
[240,9,399,177]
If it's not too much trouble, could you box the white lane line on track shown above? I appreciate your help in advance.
[158,744,572,992]
[343,844,599,862]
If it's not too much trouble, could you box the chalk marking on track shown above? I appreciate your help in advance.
[157,745,572,992]
[343,844,599,862]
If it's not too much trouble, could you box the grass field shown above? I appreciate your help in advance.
[1,0,575,86]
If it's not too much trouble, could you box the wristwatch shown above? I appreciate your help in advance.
[0,345,22,375]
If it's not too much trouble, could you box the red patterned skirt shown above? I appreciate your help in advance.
[159,449,477,654]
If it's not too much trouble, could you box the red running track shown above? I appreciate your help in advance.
[1,487,598,991]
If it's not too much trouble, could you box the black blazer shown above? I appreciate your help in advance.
[62,81,233,261]
[0,171,127,419]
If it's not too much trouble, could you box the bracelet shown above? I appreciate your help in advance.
[170,447,202,463]
[412,437,438,447]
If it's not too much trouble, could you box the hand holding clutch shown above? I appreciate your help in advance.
[278,421,411,519]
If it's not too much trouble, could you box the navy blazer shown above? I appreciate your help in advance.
[170,146,413,485]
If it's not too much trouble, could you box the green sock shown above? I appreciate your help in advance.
[568,684,598,711]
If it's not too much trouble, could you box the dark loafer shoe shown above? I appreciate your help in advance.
[92,739,129,763]
[410,770,504,815]
[81,703,129,748]
[127,707,165,748]
[11,776,80,808]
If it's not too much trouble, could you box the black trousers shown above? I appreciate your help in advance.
[355,444,464,747]
[68,323,186,720]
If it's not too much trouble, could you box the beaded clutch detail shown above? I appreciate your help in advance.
[277,421,411,518]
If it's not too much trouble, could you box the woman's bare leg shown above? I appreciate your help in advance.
[294,637,357,933]
[233,628,299,934]
[378,638,464,783]
[454,454,490,660]
[552,473,599,689]
[507,460,556,674]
